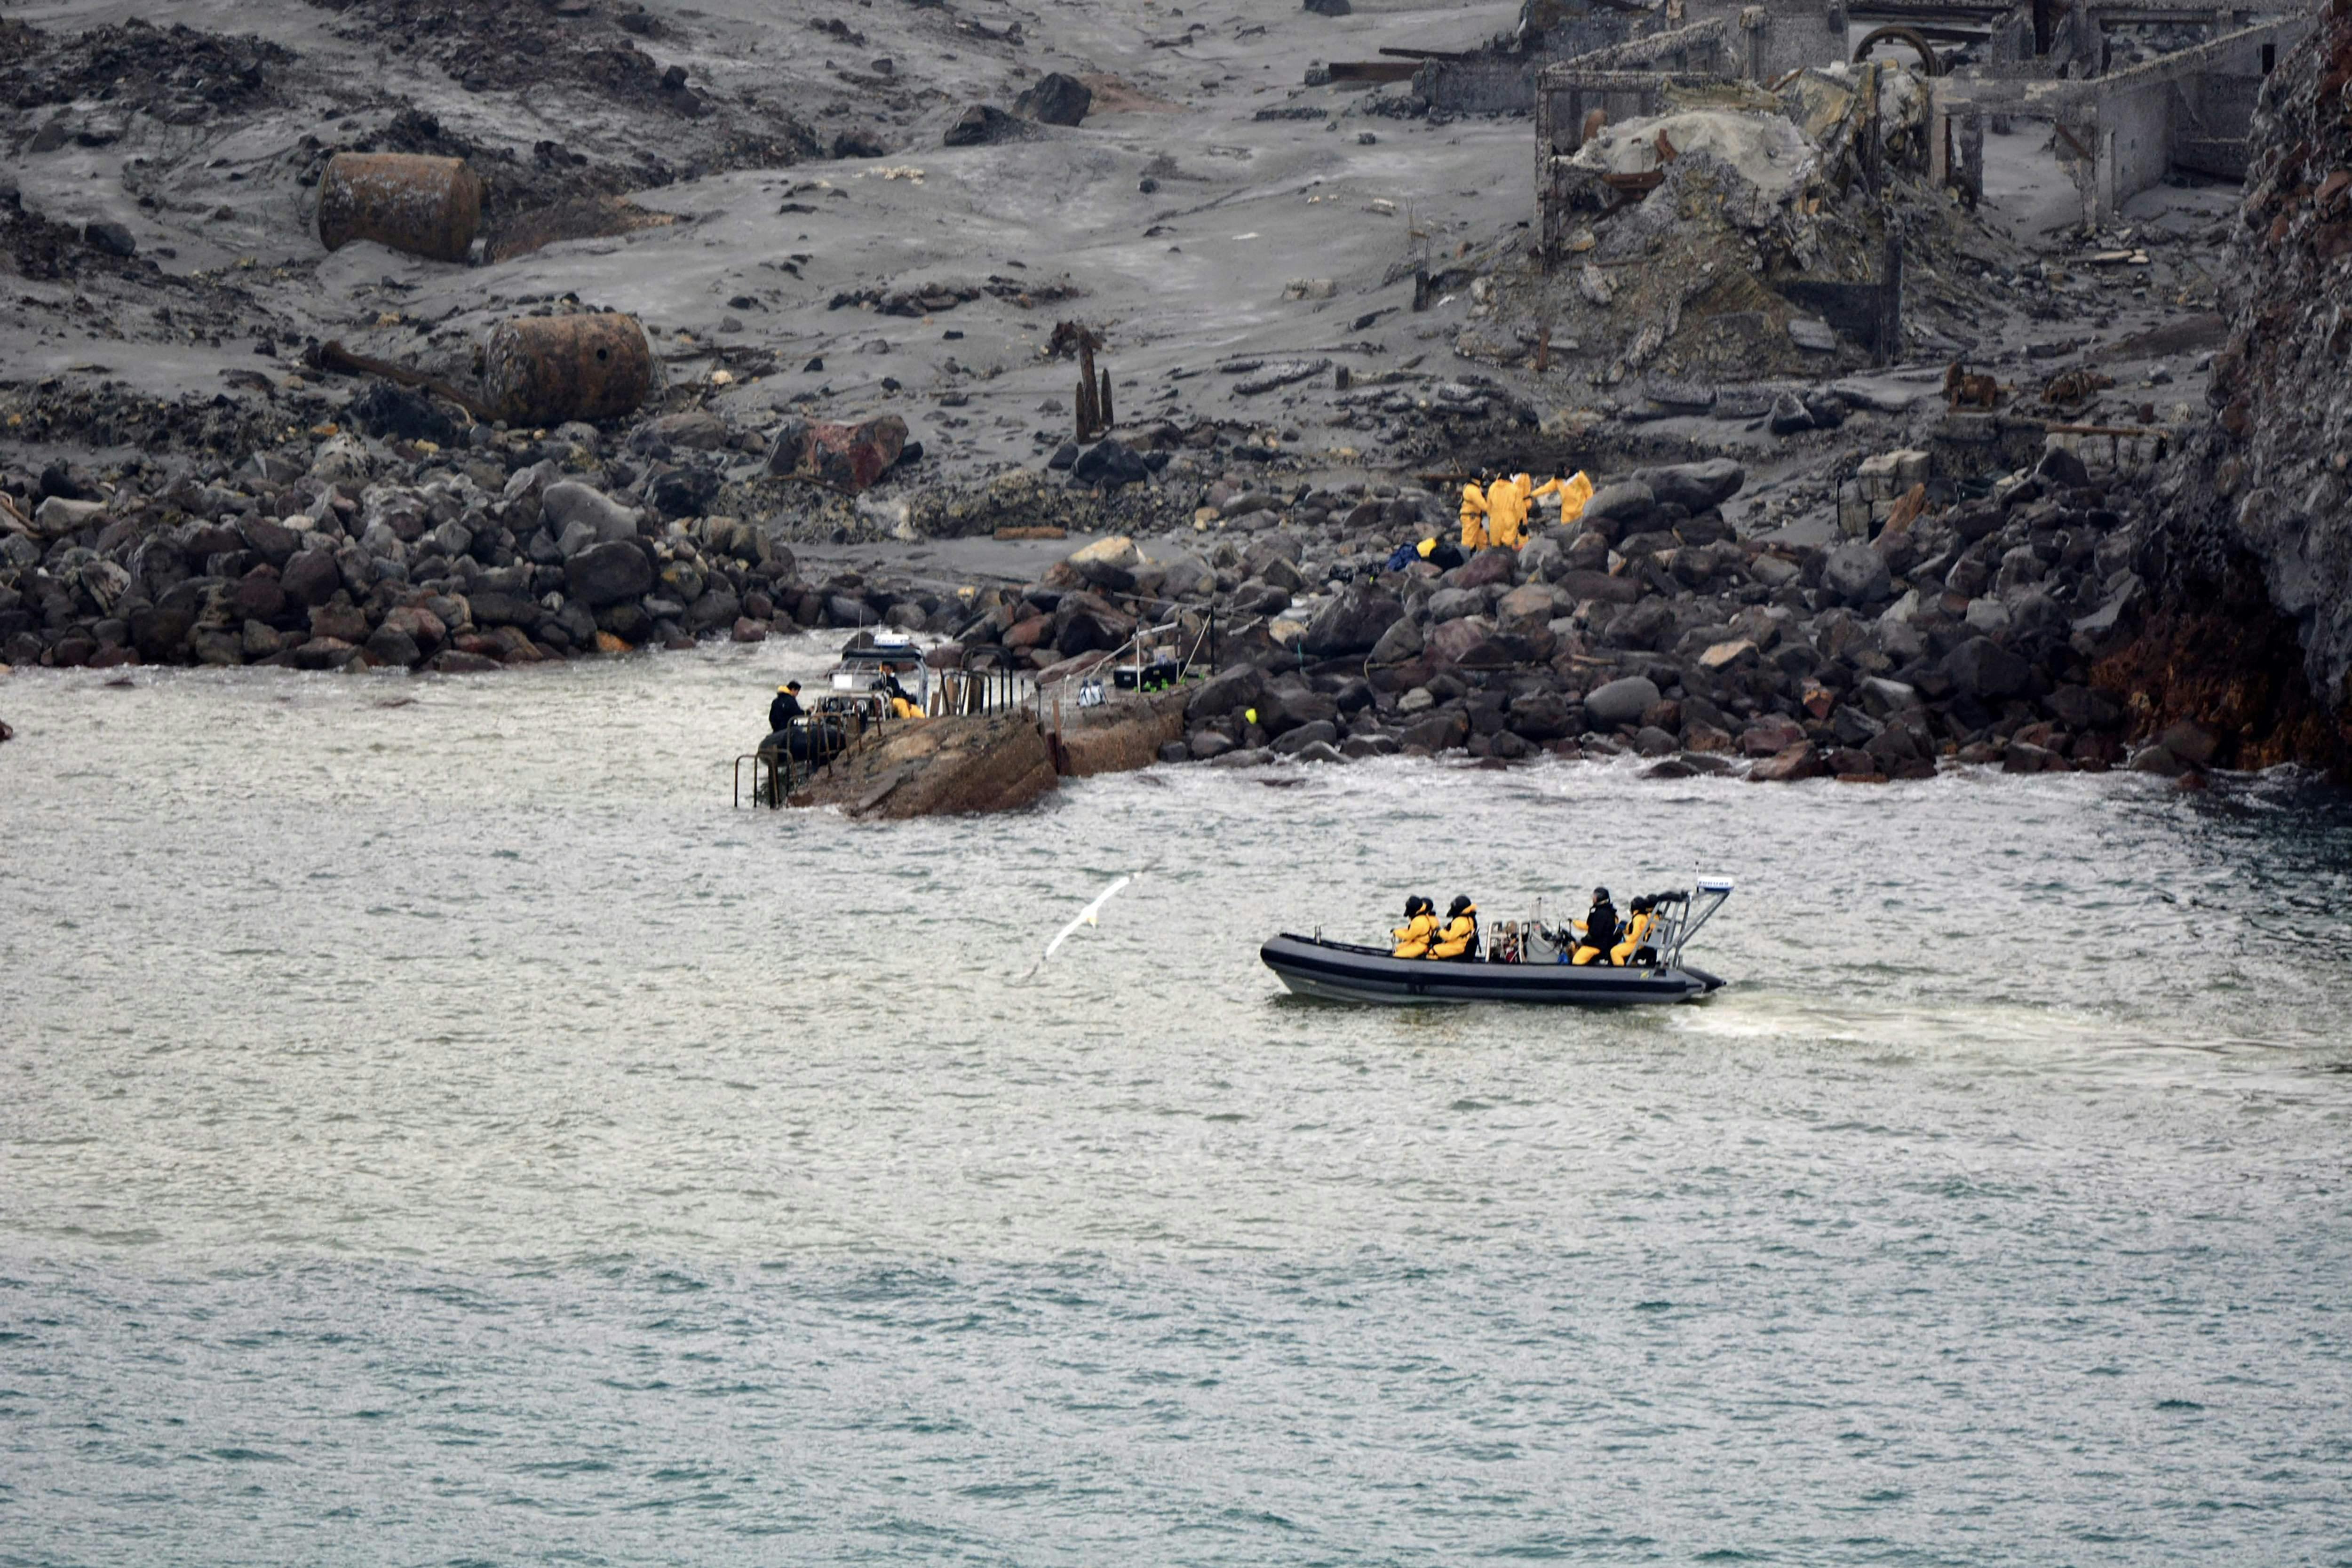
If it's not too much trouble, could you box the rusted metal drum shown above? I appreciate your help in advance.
[480,313,654,428]
[316,152,483,263]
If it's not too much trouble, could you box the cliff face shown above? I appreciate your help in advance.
[2115,8,2352,775]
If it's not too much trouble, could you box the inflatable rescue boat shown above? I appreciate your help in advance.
[1261,879,1733,1006]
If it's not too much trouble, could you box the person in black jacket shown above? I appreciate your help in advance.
[1571,887,1619,966]
[769,681,804,732]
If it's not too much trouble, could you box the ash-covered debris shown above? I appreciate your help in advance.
[1,18,294,124]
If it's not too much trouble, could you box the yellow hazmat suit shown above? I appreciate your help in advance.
[1431,905,1478,961]
[1532,470,1596,529]
[1391,912,1439,959]
[1610,908,1653,966]
[1458,483,1491,551]
[1485,474,1534,550]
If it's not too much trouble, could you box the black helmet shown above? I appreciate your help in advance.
[1410,893,1431,916]
[1447,894,1475,918]
[1593,887,1610,902]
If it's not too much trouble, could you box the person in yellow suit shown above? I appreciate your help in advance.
[884,674,926,721]
[1458,481,1491,551]
[1610,896,1655,966]
[1391,895,1438,958]
[1485,474,1534,550]
[1430,895,1480,961]
[1532,470,1596,529]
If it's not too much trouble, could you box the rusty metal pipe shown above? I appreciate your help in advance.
[316,152,483,264]
[480,313,654,428]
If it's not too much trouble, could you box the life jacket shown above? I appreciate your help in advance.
[1431,912,1478,961]
[1391,912,1438,958]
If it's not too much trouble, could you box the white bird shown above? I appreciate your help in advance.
[1022,862,1156,980]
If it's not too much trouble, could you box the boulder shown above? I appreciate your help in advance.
[1426,587,1489,623]
[2036,443,2091,489]
[429,649,504,674]
[1821,541,1891,606]
[1941,635,2030,700]
[464,590,537,629]
[1187,662,1265,720]
[1302,585,1403,657]
[1495,583,1555,622]
[1258,683,1339,734]
[649,464,721,519]
[1740,716,1807,756]
[1555,569,1642,605]
[1768,391,1815,435]
[1071,439,1150,491]
[1581,480,1654,526]
[1068,535,1139,571]
[364,624,423,667]
[84,220,136,258]
[1452,548,1517,590]
[1506,692,1576,740]
[349,380,459,446]
[683,586,741,637]
[280,549,343,608]
[1014,72,1092,125]
[128,605,191,663]
[540,481,639,543]
[238,515,302,568]
[1271,719,1340,754]
[1582,675,1660,727]
[1400,710,1470,752]
[230,572,287,624]
[1424,617,1492,668]
[2156,720,2220,766]
[1368,616,1423,664]
[649,409,732,451]
[766,414,910,494]
[1632,458,1743,511]
[1748,741,1825,782]
[310,603,370,643]
[566,540,655,607]
[290,636,359,671]
[381,605,447,654]
[943,104,1023,147]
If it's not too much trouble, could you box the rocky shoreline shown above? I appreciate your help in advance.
[0,390,2237,790]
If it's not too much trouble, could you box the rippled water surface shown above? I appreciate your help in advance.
[5,642,2352,1566]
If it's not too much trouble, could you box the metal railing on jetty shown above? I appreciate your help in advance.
[732,663,1043,810]
[733,600,1235,811]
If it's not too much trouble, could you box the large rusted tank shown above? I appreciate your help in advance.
[316,153,483,263]
[480,313,654,428]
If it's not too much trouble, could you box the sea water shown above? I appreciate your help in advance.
[4,637,2349,1565]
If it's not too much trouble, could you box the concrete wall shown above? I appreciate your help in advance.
[1422,58,1547,115]
[1927,14,2307,224]
[1755,0,1853,80]
[1419,13,1632,117]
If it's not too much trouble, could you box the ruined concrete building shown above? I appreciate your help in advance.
[1532,0,2311,245]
